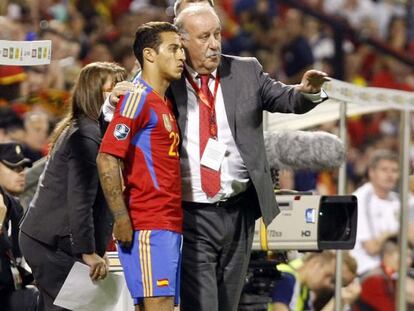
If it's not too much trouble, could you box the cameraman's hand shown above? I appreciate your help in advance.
[109,81,135,106]
[82,253,108,281]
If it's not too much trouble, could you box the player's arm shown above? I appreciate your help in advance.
[96,152,132,248]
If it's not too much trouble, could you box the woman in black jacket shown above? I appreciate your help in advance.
[19,62,127,311]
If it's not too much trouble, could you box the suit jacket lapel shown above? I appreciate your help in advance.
[169,74,188,133]
[218,57,237,140]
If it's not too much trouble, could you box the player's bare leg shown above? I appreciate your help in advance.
[142,296,174,311]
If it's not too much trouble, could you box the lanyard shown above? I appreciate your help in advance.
[184,69,220,110]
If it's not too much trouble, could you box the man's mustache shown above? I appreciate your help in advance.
[206,50,221,57]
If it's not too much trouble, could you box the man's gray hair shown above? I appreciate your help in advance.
[174,2,220,37]
[368,149,399,170]
[173,0,214,17]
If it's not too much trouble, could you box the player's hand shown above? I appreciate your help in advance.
[82,253,108,281]
[297,70,330,94]
[109,81,135,107]
[113,213,133,249]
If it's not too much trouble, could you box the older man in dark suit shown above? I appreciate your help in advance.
[171,4,328,311]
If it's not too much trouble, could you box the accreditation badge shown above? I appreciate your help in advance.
[163,114,172,132]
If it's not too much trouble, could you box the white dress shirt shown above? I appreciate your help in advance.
[181,66,250,203]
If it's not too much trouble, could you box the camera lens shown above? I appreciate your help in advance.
[318,196,357,249]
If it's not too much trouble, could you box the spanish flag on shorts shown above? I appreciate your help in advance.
[156,279,169,287]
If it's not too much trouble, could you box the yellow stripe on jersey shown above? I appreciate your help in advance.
[128,91,143,119]
[123,92,137,118]
[120,83,147,119]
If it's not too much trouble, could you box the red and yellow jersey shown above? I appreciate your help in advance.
[100,78,182,233]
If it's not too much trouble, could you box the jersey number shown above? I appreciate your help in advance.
[168,132,180,157]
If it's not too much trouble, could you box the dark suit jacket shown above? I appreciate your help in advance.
[170,55,321,225]
[0,187,23,290]
[20,116,113,257]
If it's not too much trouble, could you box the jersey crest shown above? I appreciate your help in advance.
[162,114,172,132]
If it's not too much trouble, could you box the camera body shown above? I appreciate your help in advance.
[252,194,358,251]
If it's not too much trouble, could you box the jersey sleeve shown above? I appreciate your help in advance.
[100,89,148,159]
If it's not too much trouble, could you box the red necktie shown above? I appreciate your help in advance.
[199,74,220,197]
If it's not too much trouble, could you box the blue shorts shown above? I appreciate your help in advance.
[117,230,182,305]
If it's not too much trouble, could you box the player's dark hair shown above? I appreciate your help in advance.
[133,22,179,69]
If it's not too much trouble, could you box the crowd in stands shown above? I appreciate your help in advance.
[1,0,414,310]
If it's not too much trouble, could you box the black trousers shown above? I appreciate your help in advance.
[19,232,73,311]
[1,287,39,311]
[180,187,258,311]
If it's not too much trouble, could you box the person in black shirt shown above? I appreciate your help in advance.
[0,142,37,311]
[19,62,127,311]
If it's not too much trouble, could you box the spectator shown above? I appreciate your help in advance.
[0,142,32,196]
[270,251,336,311]
[313,251,361,311]
[323,0,376,30]
[358,235,414,311]
[351,149,400,275]
[22,110,50,162]
[281,9,315,84]
[20,66,48,97]
[0,143,37,311]
[0,107,25,144]
[0,65,27,102]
